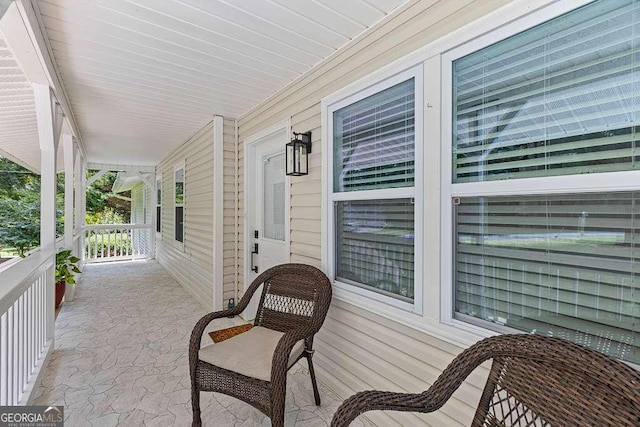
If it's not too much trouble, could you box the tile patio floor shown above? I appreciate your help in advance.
[32,260,364,426]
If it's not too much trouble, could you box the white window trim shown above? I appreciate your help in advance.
[174,161,185,248]
[156,173,162,237]
[439,0,640,341]
[323,64,425,317]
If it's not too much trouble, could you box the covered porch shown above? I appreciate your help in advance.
[32,260,358,426]
[1,0,639,426]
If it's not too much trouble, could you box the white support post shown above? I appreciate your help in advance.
[34,83,61,343]
[80,158,87,264]
[213,115,224,311]
[73,149,82,234]
[62,134,74,250]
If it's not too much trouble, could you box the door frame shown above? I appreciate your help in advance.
[243,118,291,303]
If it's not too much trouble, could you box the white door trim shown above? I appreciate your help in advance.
[242,118,291,309]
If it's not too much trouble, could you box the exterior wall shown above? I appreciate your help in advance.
[156,122,216,310]
[130,182,152,255]
[235,1,512,425]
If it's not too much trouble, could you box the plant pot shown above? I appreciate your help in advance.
[55,281,65,308]
[66,283,76,302]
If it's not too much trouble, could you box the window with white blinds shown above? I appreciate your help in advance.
[333,78,415,192]
[336,199,415,302]
[449,0,640,365]
[328,67,421,307]
[454,193,639,364]
[452,0,640,183]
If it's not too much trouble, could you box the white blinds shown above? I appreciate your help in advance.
[454,193,639,364]
[452,0,640,183]
[333,78,415,192]
[336,199,414,301]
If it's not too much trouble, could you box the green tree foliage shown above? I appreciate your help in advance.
[0,161,131,257]
[85,171,130,222]
[0,191,41,256]
[0,157,64,256]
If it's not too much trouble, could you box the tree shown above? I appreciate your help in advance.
[0,191,41,256]
[0,157,65,256]
[85,170,130,221]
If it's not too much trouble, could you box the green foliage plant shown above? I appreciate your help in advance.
[55,249,81,285]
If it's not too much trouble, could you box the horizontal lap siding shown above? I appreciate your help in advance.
[236,1,509,425]
[157,122,215,310]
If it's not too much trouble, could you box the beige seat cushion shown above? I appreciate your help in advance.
[198,326,305,382]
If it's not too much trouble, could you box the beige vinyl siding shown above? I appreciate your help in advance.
[156,122,215,310]
[235,1,510,425]
[130,182,152,256]
[222,118,237,305]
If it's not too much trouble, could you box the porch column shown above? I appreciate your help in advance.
[80,158,87,264]
[62,133,75,250]
[74,147,83,259]
[34,83,63,341]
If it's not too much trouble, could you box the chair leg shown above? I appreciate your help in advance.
[191,387,202,427]
[307,352,321,406]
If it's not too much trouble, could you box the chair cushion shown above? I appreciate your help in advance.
[198,326,305,382]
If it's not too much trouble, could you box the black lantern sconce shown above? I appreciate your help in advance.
[286,132,312,176]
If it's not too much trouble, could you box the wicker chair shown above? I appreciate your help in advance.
[331,334,640,426]
[189,263,332,427]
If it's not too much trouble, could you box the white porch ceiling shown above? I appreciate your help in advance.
[0,29,40,171]
[37,0,408,166]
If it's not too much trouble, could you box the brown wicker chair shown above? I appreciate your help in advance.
[189,263,332,427]
[331,334,640,426]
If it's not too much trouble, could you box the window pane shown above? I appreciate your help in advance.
[333,79,415,192]
[452,0,640,183]
[263,153,285,241]
[175,168,184,205]
[336,199,414,302]
[454,193,639,364]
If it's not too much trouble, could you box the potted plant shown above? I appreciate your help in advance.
[55,250,81,308]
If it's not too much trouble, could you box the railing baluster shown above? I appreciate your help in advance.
[1,312,7,405]
[80,225,153,262]
[27,285,32,378]
[7,306,13,405]
[18,295,24,396]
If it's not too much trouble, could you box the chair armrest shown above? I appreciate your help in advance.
[189,309,240,374]
[330,390,438,427]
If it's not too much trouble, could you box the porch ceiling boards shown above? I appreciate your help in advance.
[36,0,408,166]
[0,29,41,171]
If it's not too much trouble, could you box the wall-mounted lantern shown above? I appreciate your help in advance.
[286,132,312,176]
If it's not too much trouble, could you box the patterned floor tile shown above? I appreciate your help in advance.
[32,260,352,426]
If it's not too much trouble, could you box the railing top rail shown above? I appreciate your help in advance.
[0,250,55,315]
[82,223,154,230]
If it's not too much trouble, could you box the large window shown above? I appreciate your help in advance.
[326,66,423,312]
[174,164,184,243]
[449,0,639,364]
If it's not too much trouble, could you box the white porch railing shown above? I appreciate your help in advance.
[83,224,153,263]
[0,250,55,405]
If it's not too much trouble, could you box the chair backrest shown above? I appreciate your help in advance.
[466,335,640,426]
[251,264,332,335]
